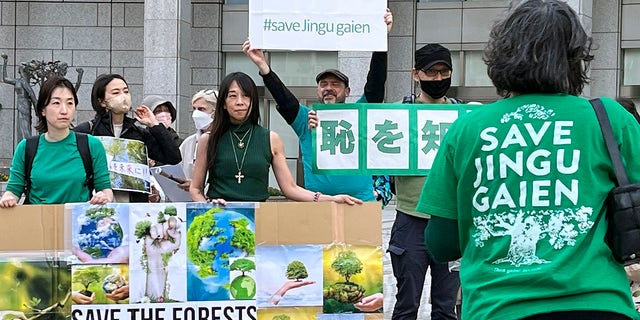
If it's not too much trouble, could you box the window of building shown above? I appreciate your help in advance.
[623,49,640,85]
[463,51,492,86]
[224,52,265,86]
[270,51,339,86]
[451,51,461,87]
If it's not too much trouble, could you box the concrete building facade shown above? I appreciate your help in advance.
[0,0,637,187]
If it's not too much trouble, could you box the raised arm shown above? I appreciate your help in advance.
[136,106,182,165]
[1,53,16,85]
[362,9,393,103]
[243,40,301,124]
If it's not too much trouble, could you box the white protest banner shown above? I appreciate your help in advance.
[311,103,480,175]
[249,0,388,51]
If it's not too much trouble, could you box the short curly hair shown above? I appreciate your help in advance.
[484,0,593,97]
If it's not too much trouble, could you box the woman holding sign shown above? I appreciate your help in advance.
[189,71,360,205]
[74,74,182,202]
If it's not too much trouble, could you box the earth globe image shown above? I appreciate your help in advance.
[76,207,124,259]
[103,273,127,294]
[230,275,256,299]
[187,207,255,301]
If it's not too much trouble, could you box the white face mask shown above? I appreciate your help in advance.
[192,109,213,130]
[105,93,132,114]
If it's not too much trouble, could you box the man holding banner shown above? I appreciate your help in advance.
[242,8,392,204]
[387,44,461,320]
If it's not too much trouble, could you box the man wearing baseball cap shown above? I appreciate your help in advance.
[388,43,461,320]
[243,9,393,207]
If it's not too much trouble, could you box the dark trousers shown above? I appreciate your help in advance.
[388,210,460,320]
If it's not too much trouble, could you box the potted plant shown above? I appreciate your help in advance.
[73,267,101,297]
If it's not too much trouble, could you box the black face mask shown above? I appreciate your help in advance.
[419,78,451,99]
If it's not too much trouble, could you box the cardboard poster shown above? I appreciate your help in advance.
[0,202,381,320]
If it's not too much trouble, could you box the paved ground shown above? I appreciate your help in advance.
[382,203,432,319]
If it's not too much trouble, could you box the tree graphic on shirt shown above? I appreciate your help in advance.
[473,206,594,267]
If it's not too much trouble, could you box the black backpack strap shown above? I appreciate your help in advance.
[590,98,629,186]
[23,135,41,204]
[74,132,95,197]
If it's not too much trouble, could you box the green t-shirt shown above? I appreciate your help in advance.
[396,97,457,217]
[417,94,640,320]
[7,132,112,204]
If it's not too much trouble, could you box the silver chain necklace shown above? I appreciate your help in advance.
[232,128,251,149]
[230,126,253,183]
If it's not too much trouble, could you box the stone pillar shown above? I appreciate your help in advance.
[387,0,416,103]
[590,0,621,99]
[143,0,192,134]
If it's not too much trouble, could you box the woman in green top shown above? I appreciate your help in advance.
[418,1,640,320]
[0,76,113,207]
[189,72,361,204]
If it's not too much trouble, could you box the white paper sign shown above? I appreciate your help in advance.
[249,0,388,51]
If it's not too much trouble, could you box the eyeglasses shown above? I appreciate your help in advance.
[423,68,452,78]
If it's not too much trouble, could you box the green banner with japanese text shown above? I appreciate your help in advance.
[311,103,480,175]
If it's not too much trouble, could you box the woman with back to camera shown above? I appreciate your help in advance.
[74,74,181,202]
[0,76,112,208]
[189,71,361,205]
[416,1,640,319]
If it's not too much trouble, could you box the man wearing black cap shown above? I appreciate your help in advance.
[242,9,392,207]
[388,43,461,320]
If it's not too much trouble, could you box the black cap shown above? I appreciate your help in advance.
[415,44,452,71]
[316,69,349,87]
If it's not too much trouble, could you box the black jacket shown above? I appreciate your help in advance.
[74,114,182,203]
[74,113,182,166]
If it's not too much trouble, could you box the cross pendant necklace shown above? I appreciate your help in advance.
[230,126,254,184]
[235,171,245,183]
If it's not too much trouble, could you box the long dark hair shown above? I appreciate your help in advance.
[484,0,593,97]
[206,72,261,172]
[35,76,78,133]
[91,74,128,116]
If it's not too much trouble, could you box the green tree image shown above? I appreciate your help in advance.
[272,315,291,320]
[230,218,255,255]
[324,250,366,306]
[85,206,115,219]
[126,141,147,163]
[286,260,309,281]
[331,250,363,283]
[230,258,255,277]
[73,267,102,296]
[105,139,126,161]
[187,208,219,278]
[229,258,256,300]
